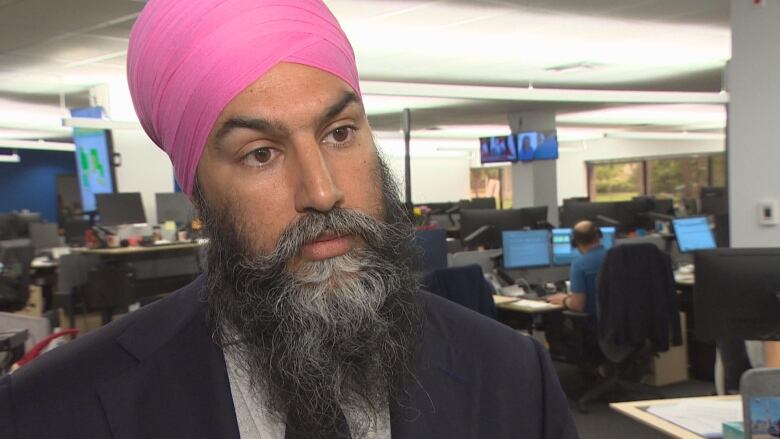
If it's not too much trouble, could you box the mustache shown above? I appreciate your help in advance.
[246,207,405,268]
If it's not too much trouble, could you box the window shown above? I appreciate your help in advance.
[587,161,644,202]
[587,153,725,202]
[470,167,512,209]
[647,156,709,203]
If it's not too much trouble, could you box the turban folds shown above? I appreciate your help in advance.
[127,0,361,196]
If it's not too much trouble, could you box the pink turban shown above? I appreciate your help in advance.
[127,0,361,196]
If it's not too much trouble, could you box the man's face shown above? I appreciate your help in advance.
[197,62,382,260]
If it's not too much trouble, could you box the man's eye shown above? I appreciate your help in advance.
[242,147,276,167]
[323,126,355,146]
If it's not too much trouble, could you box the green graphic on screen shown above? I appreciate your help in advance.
[73,128,114,212]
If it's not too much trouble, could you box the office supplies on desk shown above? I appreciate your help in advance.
[644,399,742,438]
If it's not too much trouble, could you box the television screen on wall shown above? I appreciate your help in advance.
[517,130,559,162]
[479,135,517,164]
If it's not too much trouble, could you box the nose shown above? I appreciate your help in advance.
[292,143,345,213]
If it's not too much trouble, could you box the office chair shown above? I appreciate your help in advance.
[421,264,497,319]
[0,240,35,312]
[572,243,682,412]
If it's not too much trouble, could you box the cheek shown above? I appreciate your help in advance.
[230,186,298,255]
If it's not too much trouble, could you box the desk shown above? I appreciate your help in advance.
[73,242,203,256]
[493,295,563,334]
[611,395,740,439]
[497,298,563,314]
[70,242,206,324]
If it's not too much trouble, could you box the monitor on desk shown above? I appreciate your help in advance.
[28,223,60,253]
[672,217,715,253]
[520,206,548,229]
[459,209,524,249]
[551,228,578,266]
[600,226,616,249]
[695,248,780,341]
[96,193,147,226]
[502,230,550,269]
[156,192,195,226]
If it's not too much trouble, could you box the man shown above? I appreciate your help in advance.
[546,221,606,320]
[0,1,578,438]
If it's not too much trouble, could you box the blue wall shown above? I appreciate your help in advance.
[0,149,77,222]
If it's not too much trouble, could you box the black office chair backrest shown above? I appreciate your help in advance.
[0,239,34,311]
[596,243,682,354]
[422,264,497,319]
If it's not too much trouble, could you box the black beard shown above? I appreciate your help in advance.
[194,156,423,439]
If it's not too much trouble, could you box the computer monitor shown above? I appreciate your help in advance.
[519,206,548,229]
[560,201,619,228]
[465,197,497,210]
[700,186,727,216]
[479,135,517,164]
[155,193,195,226]
[459,209,525,249]
[551,228,578,266]
[516,130,558,162]
[0,214,14,240]
[672,217,715,253]
[600,226,616,249]
[28,223,60,252]
[96,193,147,226]
[695,248,780,341]
[413,229,448,273]
[502,230,550,269]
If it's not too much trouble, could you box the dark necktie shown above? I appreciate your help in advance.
[284,404,352,439]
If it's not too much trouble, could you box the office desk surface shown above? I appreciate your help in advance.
[73,242,204,255]
[494,296,563,313]
[610,395,739,439]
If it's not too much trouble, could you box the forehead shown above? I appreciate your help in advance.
[220,62,361,119]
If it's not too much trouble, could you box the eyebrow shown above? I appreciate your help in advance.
[213,91,362,144]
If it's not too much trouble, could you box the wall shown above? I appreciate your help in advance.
[555,137,725,204]
[111,129,175,224]
[376,136,472,203]
[0,149,77,222]
[728,0,780,247]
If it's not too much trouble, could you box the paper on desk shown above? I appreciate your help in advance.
[645,399,742,438]
[509,299,554,309]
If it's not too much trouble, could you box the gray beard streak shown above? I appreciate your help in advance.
[194,159,423,439]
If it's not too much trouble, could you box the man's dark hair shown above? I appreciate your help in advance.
[572,220,601,247]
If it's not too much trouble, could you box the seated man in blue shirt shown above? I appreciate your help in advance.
[546,221,607,320]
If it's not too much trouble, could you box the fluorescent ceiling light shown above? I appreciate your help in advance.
[0,140,75,152]
[557,104,727,127]
[62,118,142,130]
[0,153,21,163]
[361,81,729,104]
[362,95,471,115]
[605,131,725,141]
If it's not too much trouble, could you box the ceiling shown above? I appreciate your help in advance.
[0,0,731,142]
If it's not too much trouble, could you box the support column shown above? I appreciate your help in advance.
[508,111,559,225]
[728,1,780,247]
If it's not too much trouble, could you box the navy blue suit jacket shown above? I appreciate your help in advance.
[0,275,578,438]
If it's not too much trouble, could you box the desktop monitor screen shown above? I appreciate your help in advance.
[459,209,525,249]
[479,135,517,164]
[600,227,616,250]
[413,229,448,273]
[695,248,780,341]
[156,192,195,226]
[72,128,116,213]
[28,223,60,252]
[519,206,548,229]
[673,217,715,253]
[551,228,578,266]
[517,131,559,162]
[502,230,550,269]
[96,193,147,226]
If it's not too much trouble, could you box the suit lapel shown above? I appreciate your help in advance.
[96,277,241,439]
